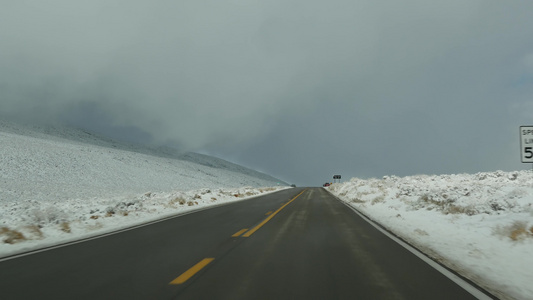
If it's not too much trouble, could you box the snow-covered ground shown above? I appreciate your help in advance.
[3,120,532,299]
[327,172,533,300]
[0,120,288,257]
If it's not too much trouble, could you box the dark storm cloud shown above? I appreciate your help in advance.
[2,1,533,185]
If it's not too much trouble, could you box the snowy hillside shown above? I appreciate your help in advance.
[327,172,533,300]
[0,120,288,257]
[0,120,287,201]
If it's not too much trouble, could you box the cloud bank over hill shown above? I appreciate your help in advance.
[2,1,533,184]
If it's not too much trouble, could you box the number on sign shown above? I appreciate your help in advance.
[525,147,533,159]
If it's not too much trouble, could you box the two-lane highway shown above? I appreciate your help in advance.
[0,188,493,299]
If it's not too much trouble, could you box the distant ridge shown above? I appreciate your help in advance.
[0,119,286,185]
[177,152,287,185]
[0,119,288,204]
[0,119,287,186]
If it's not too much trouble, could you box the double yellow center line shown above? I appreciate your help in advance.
[169,189,306,285]
[241,189,305,237]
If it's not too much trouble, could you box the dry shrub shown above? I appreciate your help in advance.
[444,205,476,216]
[420,194,476,216]
[211,197,217,201]
[508,221,532,241]
[1,227,26,244]
[445,205,462,214]
[187,201,196,206]
[420,194,437,205]
[510,227,529,241]
[169,197,186,205]
[371,196,385,205]
[193,194,201,200]
[90,215,99,220]
[245,191,254,196]
[351,198,365,203]
[25,225,44,239]
[494,221,533,241]
[234,194,243,198]
[60,222,71,233]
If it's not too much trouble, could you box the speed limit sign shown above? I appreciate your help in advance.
[520,126,533,163]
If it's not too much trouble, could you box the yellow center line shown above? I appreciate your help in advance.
[265,211,272,216]
[242,190,306,238]
[169,258,214,285]
[231,228,248,237]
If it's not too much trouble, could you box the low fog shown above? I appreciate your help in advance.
[2,1,533,185]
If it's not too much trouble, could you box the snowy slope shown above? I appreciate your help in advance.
[327,172,533,300]
[0,120,287,202]
[4,119,532,299]
[0,120,288,256]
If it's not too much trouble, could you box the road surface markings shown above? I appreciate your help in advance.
[242,190,306,238]
[265,211,272,216]
[169,190,305,285]
[170,258,215,285]
[231,229,248,237]
[341,202,493,300]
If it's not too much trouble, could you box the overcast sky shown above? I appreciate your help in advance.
[2,1,533,186]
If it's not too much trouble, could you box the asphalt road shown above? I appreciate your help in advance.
[0,188,492,299]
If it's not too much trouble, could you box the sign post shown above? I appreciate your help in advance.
[333,175,341,183]
[520,126,533,169]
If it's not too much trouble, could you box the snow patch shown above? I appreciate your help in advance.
[327,171,533,300]
[0,121,288,257]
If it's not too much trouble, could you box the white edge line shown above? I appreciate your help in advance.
[337,197,494,300]
[0,206,208,262]
[0,188,291,262]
